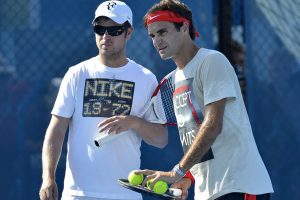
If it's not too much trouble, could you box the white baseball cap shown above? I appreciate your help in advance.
[93,0,133,26]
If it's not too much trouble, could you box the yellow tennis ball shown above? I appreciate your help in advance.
[128,171,144,186]
[146,179,153,189]
[146,179,168,194]
[153,180,168,194]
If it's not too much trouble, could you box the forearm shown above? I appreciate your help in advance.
[42,116,68,180]
[42,133,64,180]
[179,119,221,172]
[133,117,168,148]
[178,99,226,172]
[98,115,168,148]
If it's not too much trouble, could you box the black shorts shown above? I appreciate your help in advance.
[215,193,270,200]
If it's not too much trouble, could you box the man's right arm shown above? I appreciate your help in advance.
[39,115,70,200]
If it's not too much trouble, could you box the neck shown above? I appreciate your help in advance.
[98,54,128,68]
[174,42,199,69]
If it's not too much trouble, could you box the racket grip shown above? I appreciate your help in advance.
[168,188,182,196]
[94,132,124,147]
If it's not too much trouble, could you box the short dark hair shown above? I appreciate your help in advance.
[143,0,197,40]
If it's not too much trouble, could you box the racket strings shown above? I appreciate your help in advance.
[158,76,177,125]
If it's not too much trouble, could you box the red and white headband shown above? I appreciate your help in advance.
[146,10,190,26]
[146,10,199,37]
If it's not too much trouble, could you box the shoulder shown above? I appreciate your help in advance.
[190,48,229,71]
[69,57,96,72]
[58,57,96,84]
[127,59,157,80]
[66,56,97,77]
[195,49,234,78]
[192,48,232,71]
[201,49,229,64]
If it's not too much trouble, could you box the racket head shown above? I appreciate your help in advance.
[150,71,177,126]
[118,179,179,200]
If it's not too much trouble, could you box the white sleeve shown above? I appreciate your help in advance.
[51,67,76,118]
[200,52,237,106]
[142,75,161,123]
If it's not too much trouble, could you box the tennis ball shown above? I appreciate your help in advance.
[153,180,168,194]
[146,179,153,189]
[146,179,168,194]
[128,171,144,186]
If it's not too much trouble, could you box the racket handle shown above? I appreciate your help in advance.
[168,188,182,196]
[94,132,125,147]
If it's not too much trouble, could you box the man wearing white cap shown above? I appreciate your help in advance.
[39,1,167,200]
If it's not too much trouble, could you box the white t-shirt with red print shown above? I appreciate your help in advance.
[173,48,273,200]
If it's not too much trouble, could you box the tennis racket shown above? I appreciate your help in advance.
[94,71,176,147]
[118,179,182,199]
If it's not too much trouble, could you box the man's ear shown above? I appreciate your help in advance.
[126,27,134,40]
[182,21,189,33]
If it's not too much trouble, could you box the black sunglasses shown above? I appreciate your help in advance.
[93,25,129,36]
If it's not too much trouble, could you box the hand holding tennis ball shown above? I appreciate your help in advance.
[128,170,144,186]
[147,179,169,194]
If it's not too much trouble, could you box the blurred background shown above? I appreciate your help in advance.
[0,0,299,199]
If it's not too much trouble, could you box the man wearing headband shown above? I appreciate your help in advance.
[135,1,273,200]
[39,1,167,200]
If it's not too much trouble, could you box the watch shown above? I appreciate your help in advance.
[172,164,186,177]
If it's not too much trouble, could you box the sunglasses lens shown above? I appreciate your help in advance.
[94,26,105,35]
[93,25,127,36]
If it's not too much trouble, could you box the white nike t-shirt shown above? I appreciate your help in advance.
[52,57,159,199]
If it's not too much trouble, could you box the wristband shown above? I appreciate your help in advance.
[183,170,195,183]
[172,164,186,177]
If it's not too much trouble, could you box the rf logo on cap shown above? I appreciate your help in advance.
[93,0,133,26]
[106,2,117,10]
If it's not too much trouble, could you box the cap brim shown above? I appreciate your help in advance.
[93,13,127,25]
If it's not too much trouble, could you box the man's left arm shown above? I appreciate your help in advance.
[178,98,226,173]
[137,98,226,186]
[98,115,168,149]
